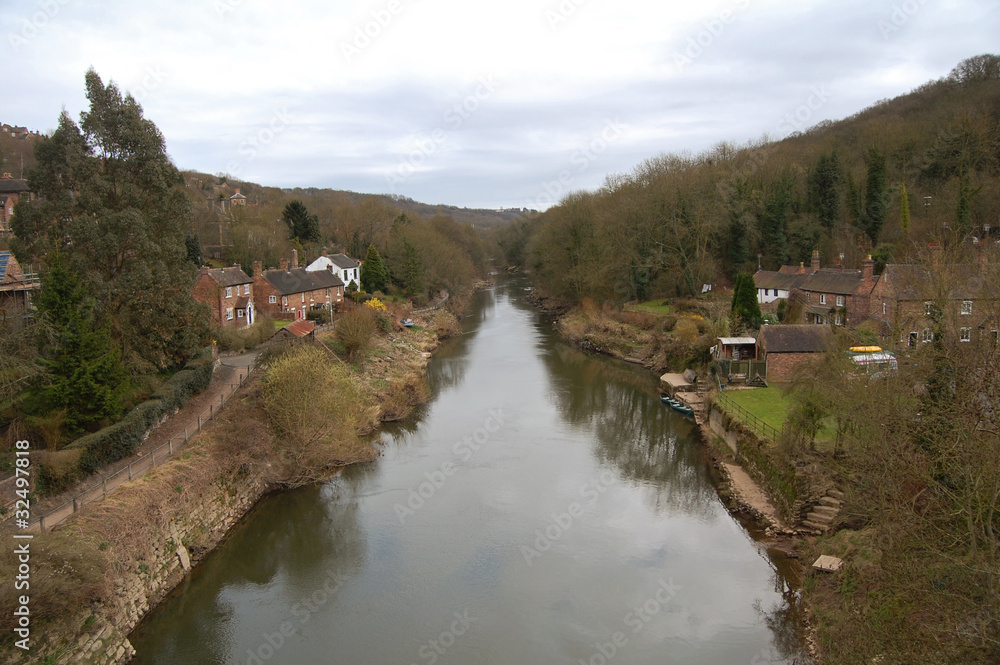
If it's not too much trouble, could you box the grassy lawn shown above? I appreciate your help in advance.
[625,300,671,315]
[274,320,293,330]
[721,386,836,445]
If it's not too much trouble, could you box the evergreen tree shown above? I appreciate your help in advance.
[185,233,203,266]
[361,244,388,293]
[12,70,207,372]
[731,273,763,332]
[393,237,423,296]
[36,250,128,436]
[807,151,843,230]
[862,147,888,244]
[956,169,973,234]
[281,200,321,244]
[898,178,911,235]
[760,176,793,268]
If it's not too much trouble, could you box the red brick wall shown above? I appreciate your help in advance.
[766,352,822,383]
[193,274,251,328]
[253,277,343,320]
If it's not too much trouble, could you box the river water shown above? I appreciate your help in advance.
[130,277,808,665]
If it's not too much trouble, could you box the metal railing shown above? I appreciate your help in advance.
[22,364,254,533]
[713,390,787,444]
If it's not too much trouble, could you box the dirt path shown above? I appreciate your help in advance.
[2,352,258,524]
[721,461,788,532]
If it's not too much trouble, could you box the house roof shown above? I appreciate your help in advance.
[753,270,806,291]
[880,263,987,301]
[263,267,344,295]
[799,269,862,295]
[760,324,832,354]
[329,253,360,270]
[718,337,756,345]
[284,320,315,337]
[0,178,29,194]
[235,296,250,309]
[204,266,253,287]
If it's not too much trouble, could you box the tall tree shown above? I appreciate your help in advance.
[731,273,763,332]
[185,233,204,267]
[360,243,388,293]
[12,70,207,372]
[861,146,888,244]
[898,178,911,235]
[35,250,128,436]
[807,151,843,230]
[281,199,321,244]
[760,175,793,268]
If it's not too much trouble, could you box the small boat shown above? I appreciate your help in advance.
[660,394,694,416]
[401,318,416,327]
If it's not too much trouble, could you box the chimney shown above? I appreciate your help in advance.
[321,247,328,257]
[811,250,821,271]
[199,266,209,276]
[862,254,874,282]
[234,187,241,195]
[291,249,298,269]
[928,243,942,269]
[280,258,290,271]
[252,260,262,278]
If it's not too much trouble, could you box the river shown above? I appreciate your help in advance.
[130,277,808,665]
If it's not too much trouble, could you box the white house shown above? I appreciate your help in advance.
[306,250,361,289]
[752,270,807,304]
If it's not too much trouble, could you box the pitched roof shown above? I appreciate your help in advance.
[284,320,315,337]
[718,337,756,345]
[235,296,251,309]
[760,324,832,354]
[262,267,343,295]
[753,270,806,291]
[0,178,30,194]
[329,253,360,270]
[799,269,862,295]
[881,263,987,301]
[204,266,253,287]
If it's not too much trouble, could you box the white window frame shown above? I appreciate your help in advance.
[924,302,933,316]
[282,296,288,306]
[960,327,972,343]
[237,309,244,318]
[226,307,234,320]
[922,328,933,343]
[819,294,826,305]
[225,287,232,298]
[269,295,276,304]
[961,300,972,315]
[882,302,887,316]
[836,295,844,307]
[244,284,250,295]
[835,312,842,326]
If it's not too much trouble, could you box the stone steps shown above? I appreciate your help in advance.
[827,488,845,501]
[818,496,842,508]
[799,489,845,534]
[811,504,839,518]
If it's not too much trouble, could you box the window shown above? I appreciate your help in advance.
[993,330,999,346]
[301,293,306,303]
[819,294,826,305]
[244,284,250,295]
[882,302,887,316]
[269,295,276,304]
[237,309,244,318]
[282,296,288,306]
[835,313,842,326]
[836,295,844,307]
[922,328,933,343]
[924,302,933,316]
[226,307,234,320]
[225,287,232,298]
[960,327,972,343]
[961,300,972,315]
[908,331,917,347]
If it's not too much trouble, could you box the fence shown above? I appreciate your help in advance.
[23,363,255,533]
[713,390,787,444]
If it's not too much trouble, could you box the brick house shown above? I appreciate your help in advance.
[193,265,255,328]
[0,174,33,235]
[755,251,876,328]
[759,325,833,383]
[253,251,344,320]
[305,250,361,290]
[0,251,39,309]
[868,246,997,349]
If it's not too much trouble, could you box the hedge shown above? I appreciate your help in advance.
[66,349,215,475]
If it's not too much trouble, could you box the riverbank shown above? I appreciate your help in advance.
[0,326,441,665]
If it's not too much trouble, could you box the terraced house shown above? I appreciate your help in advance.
[253,251,344,321]
[193,265,255,328]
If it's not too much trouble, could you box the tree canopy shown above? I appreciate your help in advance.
[12,69,207,372]
[360,243,388,293]
[282,199,321,244]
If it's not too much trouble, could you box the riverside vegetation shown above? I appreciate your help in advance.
[506,55,1000,664]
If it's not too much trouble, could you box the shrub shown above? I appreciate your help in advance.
[434,310,461,339]
[216,316,275,352]
[335,308,377,360]
[307,309,332,325]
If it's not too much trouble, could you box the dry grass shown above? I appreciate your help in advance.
[433,310,461,339]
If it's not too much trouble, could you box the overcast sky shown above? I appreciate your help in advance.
[2,0,997,210]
